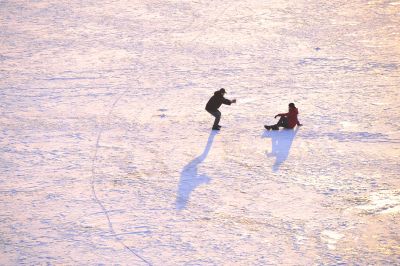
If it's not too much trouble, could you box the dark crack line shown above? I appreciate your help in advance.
[90,88,152,265]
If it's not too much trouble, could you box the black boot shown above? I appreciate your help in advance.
[264,125,271,130]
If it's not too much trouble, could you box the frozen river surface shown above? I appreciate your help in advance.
[1,0,400,265]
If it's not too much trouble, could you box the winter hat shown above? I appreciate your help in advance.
[289,103,295,108]
[220,88,226,93]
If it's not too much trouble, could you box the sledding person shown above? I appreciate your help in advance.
[205,88,236,130]
[264,103,302,130]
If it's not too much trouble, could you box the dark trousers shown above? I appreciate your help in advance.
[207,110,221,127]
[276,116,290,128]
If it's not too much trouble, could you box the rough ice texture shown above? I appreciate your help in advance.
[1,0,399,265]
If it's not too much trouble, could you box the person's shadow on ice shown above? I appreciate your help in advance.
[175,131,218,210]
[262,128,299,172]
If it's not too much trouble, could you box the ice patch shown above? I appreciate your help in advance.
[321,230,344,250]
[355,190,400,215]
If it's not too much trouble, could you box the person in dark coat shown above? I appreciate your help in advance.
[205,88,236,130]
[264,103,302,130]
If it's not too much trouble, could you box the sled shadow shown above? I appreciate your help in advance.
[175,130,218,210]
[262,128,299,172]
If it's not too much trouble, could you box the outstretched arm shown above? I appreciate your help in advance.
[275,112,288,118]
[222,98,236,105]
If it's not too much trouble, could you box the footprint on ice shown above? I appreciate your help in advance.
[158,108,167,118]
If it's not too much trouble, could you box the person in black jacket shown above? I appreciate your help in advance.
[205,88,236,130]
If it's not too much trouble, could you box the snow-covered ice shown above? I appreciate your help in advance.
[1,0,399,265]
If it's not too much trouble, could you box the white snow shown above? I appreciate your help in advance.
[1,0,399,265]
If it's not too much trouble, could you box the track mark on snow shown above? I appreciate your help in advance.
[90,88,152,265]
